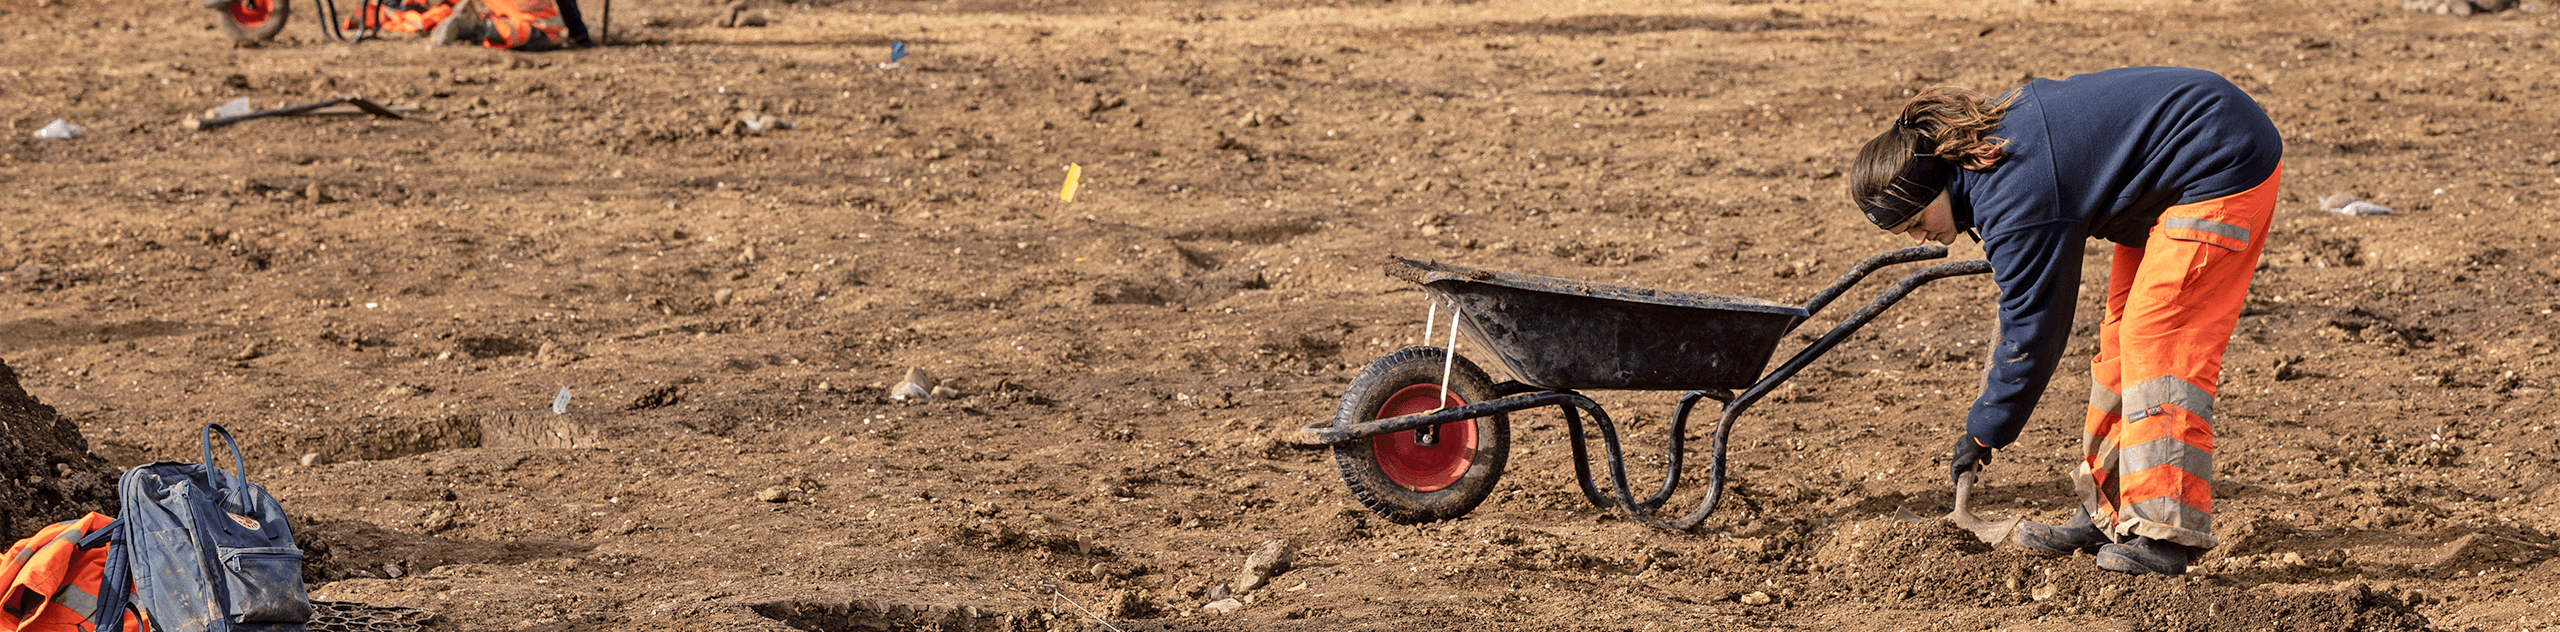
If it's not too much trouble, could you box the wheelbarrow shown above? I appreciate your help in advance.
[1290,245,1991,531]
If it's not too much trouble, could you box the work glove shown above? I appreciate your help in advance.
[1949,434,1993,485]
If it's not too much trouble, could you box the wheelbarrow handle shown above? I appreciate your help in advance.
[1754,257,1992,411]
[1795,245,1950,322]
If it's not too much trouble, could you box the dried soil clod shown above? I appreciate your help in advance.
[1234,539,1297,592]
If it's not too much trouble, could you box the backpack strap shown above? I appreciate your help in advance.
[76,521,132,632]
[202,424,254,514]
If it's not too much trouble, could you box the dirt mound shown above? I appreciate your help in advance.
[2081,582,2431,632]
[1797,516,2431,631]
[0,360,117,536]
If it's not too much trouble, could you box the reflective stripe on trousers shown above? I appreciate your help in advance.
[2077,165,2281,551]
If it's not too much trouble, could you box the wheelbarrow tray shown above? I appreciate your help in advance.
[1387,258,1807,391]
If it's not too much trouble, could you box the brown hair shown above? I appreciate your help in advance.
[1848,85,2018,214]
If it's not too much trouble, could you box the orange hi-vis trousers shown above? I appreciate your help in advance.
[2075,165,2282,551]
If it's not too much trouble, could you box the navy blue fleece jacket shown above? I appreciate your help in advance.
[1944,66,2283,448]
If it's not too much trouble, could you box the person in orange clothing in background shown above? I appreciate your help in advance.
[351,0,456,35]
[1846,67,2284,576]
[428,0,595,50]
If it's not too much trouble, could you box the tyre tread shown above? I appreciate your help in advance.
[1330,346,1510,524]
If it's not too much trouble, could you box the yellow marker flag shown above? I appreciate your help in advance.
[1059,163,1082,202]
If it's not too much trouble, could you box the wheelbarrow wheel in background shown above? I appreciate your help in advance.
[215,0,291,41]
[1331,346,1510,524]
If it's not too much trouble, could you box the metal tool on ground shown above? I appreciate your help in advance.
[1293,245,1994,531]
[1928,471,2025,545]
[184,95,406,130]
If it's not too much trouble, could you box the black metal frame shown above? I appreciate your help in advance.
[211,0,391,43]
[312,0,391,42]
[1295,245,1992,531]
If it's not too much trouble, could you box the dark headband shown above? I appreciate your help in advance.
[1859,140,1954,231]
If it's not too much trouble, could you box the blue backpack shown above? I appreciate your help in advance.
[78,424,311,632]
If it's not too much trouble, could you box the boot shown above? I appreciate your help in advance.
[557,0,595,47]
[2013,507,2110,556]
[2096,536,2203,576]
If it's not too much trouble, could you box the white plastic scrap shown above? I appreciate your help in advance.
[2318,193,2394,216]
[889,368,933,402]
[32,119,83,140]
[214,97,254,118]
[551,387,572,414]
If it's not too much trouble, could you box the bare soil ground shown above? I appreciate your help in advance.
[6,0,2559,629]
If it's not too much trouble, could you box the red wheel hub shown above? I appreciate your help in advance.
[228,0,276,28]
[1369,383,1478,492]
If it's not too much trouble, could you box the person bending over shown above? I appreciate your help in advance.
[1847,66,2283,576]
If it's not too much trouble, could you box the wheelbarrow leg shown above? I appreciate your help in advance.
[1560,404,1613,511]
[1559,391,1725,526]
[1578,398,1750,532]
[1581,402,1699,529]
[1548,395,1690,529]
[1642,389,1729,509]
[1557,393,1676,516]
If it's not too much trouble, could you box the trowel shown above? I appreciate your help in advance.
[184,95,406,130]
[1897,471,2024,546]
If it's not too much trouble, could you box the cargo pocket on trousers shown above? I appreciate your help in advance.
[217,546,313,623]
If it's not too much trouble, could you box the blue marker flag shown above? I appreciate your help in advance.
[891,41,908,62]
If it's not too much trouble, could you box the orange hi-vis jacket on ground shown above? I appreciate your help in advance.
[1,513,142,632]
[349,0,561,48]
[476,0,567,50]
[348,0,457,34]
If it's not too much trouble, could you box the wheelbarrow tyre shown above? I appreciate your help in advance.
[215,0,292,41]
[1331,346,1510,525]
